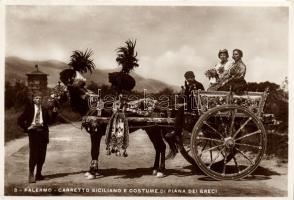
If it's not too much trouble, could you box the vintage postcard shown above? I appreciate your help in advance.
[1,0,293,199]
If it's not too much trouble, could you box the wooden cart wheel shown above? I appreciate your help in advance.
[179,130,235,169]
[191,105,267,180]
[178,124,232,168]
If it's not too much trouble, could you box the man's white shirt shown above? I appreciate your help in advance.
[31,104,43,126]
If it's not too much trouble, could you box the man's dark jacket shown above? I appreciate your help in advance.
[17,103,57,143]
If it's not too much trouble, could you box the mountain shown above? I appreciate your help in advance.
[5,56,68,86]
[5,56,180,93]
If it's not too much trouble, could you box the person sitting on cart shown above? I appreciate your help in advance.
[206,49,232,86]
[208,49,247,94]
[166,71,204,142]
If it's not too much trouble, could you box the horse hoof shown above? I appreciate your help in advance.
[84,172,91,177]
[156,172,165,178]
[86,174,95,180]
[95,172,103,177]
[152,170,158,175]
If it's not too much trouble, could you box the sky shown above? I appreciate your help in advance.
[5,5,289,88]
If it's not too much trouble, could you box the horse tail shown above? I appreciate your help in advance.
[162,131,178,160]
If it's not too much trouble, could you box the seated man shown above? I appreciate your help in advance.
[166,71,204,142]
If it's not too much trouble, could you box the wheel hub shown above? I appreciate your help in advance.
[224,137,235,149]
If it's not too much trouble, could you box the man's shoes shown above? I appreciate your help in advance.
[28,174,36,183]
[35,174,45,181]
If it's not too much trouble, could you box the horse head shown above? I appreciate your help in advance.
[108,72,136,92]
[50,80,90,117]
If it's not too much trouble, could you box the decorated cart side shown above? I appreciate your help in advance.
[80,88,270,180]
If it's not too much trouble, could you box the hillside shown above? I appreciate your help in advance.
[5,57,179,93]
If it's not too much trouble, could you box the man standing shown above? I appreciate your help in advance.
[166,71,204,141]
[17,91,57,183]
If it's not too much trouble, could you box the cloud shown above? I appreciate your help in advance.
[246,56,287,84]
[5,6,289,88]
[137,45,209,86]
[6,6,93,22]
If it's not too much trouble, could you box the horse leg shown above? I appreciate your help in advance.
[85,131,103,179]
[146,127,167,178]
[145,128,160,175]
[153,149,160,175]
[156,139,166,178]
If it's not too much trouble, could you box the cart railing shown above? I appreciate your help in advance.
[83,116,175,124]
[193,90,269,117]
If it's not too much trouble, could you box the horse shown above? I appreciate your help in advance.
[50,84,177,179]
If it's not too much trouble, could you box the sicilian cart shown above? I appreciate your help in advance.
[80,89,270,180]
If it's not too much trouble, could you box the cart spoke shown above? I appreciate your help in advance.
[212,141,225,157]
[232,154,240,173]
[235,142,262,150]
[201,144,224,155]
[197,137,223,143]
[235,147,255,166]
[209,141,213,162]
[203,121,224,139]
[229,109,237,136]
[222,150,228,175]
[235,130,261,141]
[208,147,225,168]
[199,141,208,158]
[217,111,226,136]
[232,117,252,139]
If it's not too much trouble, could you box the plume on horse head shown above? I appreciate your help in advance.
[108,39,139,93]
[58,49,96,116]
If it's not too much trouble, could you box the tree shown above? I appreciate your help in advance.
[157,87,175,95]
[5,81,15,109]
[15,81,30,109]
[4,80,30,110]
[247,81,280,92]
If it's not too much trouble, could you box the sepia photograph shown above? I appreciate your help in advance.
[2,0,292,198]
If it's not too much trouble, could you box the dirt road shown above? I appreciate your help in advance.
[5,123,288,196]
